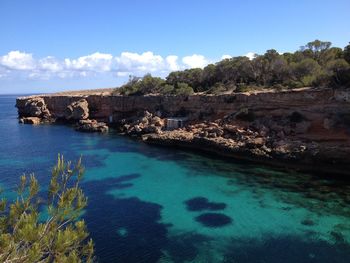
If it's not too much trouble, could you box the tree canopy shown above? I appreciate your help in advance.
[114,40,350,95]
[0,155,94,263]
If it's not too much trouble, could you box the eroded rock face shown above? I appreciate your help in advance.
[23,97,50,118]
[15,88,350,174]
[64,99,89,120]
[142,105,350,175]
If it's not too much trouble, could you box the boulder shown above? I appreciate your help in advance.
[199,131,209,137]
[246,137,265,148]
[211,128,224,137]
[151,116,164,127]
[141,117,149,125]
[208,132,217,138]
[64,99,89,120]
[134,125,142,133]
[20,117,41,125]
[143,110,153,118]
[143,125,162,134]
[223,124,238,134]
[76,119,108,133]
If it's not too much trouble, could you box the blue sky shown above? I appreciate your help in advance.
[0,0,349,94]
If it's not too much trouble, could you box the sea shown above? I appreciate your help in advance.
[1,94,350,263]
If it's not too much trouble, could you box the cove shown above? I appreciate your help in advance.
[1,95,350,262]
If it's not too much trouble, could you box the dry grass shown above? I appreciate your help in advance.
[50,88,115,96]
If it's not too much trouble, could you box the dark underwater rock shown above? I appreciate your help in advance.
[195,213,232,227]
[301,219,315,226]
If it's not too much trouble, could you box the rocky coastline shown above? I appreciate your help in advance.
[16,88,350,175]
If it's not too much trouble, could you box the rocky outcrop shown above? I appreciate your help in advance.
[17,97,50,119]
[142,124,350,175]
[119,111,165,136]
[15,88,350,174]
[64,99,89,120]
[75,119,108,133]
[19,117,42,125]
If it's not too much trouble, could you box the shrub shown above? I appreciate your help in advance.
[173,83,194,96]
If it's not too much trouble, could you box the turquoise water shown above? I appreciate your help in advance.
[1,95,350,262]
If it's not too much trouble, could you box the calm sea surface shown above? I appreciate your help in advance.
[1,95,350,262]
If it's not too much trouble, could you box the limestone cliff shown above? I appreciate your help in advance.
[16,88,350,175]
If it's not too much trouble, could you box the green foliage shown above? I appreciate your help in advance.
[116,75,141,95]
[291,58,321,85]
[114,40,350,96]
[118,74,165,95]
[0,155,94,263]
[159,84,175,95]
[172,83,194,95]
[166,68,203,92]
[326,59,350,86]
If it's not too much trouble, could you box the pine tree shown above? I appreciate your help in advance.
[0,155,94,263]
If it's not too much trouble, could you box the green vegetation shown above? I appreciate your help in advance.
[0,156,94,263]
[114,40,350,95]
[118,74,194,96]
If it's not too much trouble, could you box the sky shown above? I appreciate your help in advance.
[0,0,349,94]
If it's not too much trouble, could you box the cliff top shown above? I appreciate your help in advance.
[18,87,316,99]
[50,88,115,96]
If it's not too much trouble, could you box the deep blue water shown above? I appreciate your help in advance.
[1,95,350,262]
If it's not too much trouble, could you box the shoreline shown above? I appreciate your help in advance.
[141,134,350,177]
[15,88,350,177]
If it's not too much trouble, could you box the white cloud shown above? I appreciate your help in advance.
[116,72,129,77]
[115,51,164,75]
[39,56,63,72]
[1,50,242,80]
[182,54,208,69]
[166,55,179,71]
[65,52,113,72]
[0,51,35,70]
[245,52,256,60]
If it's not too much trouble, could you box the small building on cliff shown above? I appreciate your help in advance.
[166,117,188,130]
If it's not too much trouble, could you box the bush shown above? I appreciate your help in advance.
[159,84,175,95]
[285,80,304,89]
[173,83,194,96]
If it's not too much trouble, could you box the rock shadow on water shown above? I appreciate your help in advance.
[82,175,169,263]
[195,213,232,228]
[222,235,350,263]
[95,136,192,162]
[84,173,141,191]
[165,232,212,263]
[82,154,109,169]
[184,197,227,211]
